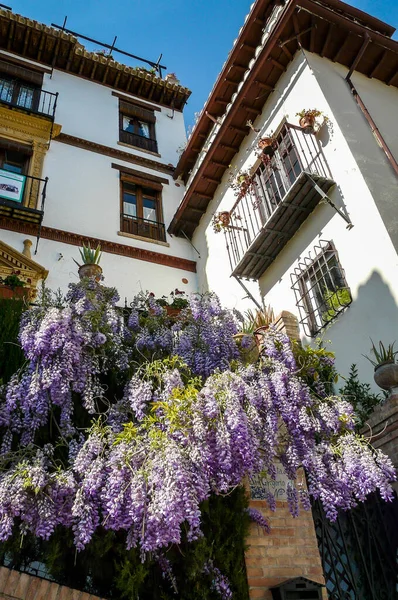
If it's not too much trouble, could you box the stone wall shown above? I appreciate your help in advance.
[0,566,105,600]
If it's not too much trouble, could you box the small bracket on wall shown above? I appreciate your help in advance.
[306,174,354,230]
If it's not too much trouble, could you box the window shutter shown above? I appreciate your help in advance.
[119,99,156,124]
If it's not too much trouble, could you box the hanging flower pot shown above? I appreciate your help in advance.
[299,115,315,134]
[78,264,103,282]
[258,136,276,157]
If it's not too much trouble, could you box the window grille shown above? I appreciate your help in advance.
[290,240,351,336]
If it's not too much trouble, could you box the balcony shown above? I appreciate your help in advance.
[119,130,158,154]
[121,213,166,242]
[0,78,58,121]
[0,170,48,227]
[224,124,335,280]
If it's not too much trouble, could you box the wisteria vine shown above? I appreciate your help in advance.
[0,279,395,598]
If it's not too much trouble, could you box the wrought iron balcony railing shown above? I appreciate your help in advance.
[0,78,58,120]
[119,130,158,153]
[224,123,335,280]
[121,213,166,242]
[0,170,48,225]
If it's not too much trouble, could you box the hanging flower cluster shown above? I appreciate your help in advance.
[0,280,395,598]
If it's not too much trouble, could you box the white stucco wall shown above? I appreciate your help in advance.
[0,230,197,303]
[0,52,198,300]
[42,69,187,168]
[191,50,398,389]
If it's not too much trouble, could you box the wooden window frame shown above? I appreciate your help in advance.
[120,173,166,242]
[118,99,158,154]
[0,73,41,113]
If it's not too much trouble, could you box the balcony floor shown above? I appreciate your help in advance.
[0,198,43,225]
[232,171,335,280]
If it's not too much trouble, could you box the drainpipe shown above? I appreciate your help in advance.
[345,34,398,177]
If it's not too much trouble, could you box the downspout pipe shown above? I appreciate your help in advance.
[345,35,398,177]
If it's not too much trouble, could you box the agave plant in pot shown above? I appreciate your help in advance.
[233,315,259,365]
[74,244,103,281]
[364,340,398,391]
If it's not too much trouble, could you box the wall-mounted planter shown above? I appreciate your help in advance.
[258,137,276,157]
[78,264,103,282]
[374,362,398,391]
[299,115,315,134]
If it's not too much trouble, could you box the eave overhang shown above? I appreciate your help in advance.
[170,0,398,238]
[0,9,191,111]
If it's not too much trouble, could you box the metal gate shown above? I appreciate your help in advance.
[312,493,398,599]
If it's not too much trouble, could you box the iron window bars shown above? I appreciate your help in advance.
[291,240,352,337]
[0,76,58,120]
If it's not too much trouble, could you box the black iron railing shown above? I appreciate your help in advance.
[119,129,158,153]
[0,171,48,225]
[121,213,166,242]
[225,123,332,274]
[0,78,58,120]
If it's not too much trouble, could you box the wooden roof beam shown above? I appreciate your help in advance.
[369,49,387,78]
[211,159,230,168]
[268,57,285,71]
[36,30,46,61]
[241,103,260,115]
[221,143,238,152]
[203,175,222,185]
[215,97,229,105]
[255,80,273,91]
[387,70,398,86]
[22,28,31,54]
[229,124,249,135]
[232,63,247,71]
[321,23,335,57]
[310,18,316,53]
[90,62,98,80]
[279,41,292,60]
[333,35,350,63]
[192,191,213,199]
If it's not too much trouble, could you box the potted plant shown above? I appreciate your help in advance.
[296,109,327,134]
[233,316,259,365]
[229,169,256,200]
[364,340,398,391]
[0,273,27,299]
[165,73,180,85]
[74,244,103,281]
[212,211,231,233]
[249,303,275,346]
[257,134,276,157]
[165,289,189,317]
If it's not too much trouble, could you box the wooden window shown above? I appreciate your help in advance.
[0,74,40,112]
[120,174,165,242]
[119,99,158,153]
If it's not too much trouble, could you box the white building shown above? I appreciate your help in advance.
[169,0,398,388]
[0,7,197,303]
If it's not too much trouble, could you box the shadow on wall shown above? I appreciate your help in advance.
[259,200,337,297]
[317,269,398,391]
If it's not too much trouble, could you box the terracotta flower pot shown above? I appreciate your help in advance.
[233,333,259,365]
[373,362,398,391]
[78,264,103,282]
[218,211,231,227]
[258,137,275,157]
[253,325,270,347]
[299,115,315,134]
[0,285,27,299]
[165,306,182,318]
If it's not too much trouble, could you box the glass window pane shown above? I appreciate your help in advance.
[0,79,13,103]
[123,191,137,217]
[123,116,135,133]
[138,121,150,138]
[17,86,34,109]
[143,197,157,221]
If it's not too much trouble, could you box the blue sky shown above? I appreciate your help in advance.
[10,0,398,129]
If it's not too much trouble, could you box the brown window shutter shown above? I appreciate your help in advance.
[0,60,43,86]
[119,99,156,124]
